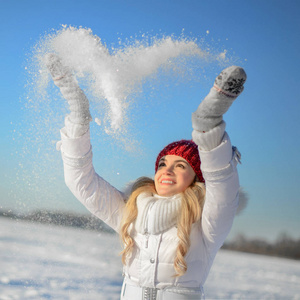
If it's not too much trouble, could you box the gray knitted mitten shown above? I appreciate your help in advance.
[45,54,92,137]
[192,66,247,132]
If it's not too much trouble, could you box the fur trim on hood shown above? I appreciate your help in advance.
[121,179,248,215]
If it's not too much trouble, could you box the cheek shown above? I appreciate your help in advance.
[154,173,159,188]
[182,172,195,187]
[154,172,159,183]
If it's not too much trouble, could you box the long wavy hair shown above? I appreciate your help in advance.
[120,176,205,277]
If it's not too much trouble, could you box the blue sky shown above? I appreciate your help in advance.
[1,0,299,242]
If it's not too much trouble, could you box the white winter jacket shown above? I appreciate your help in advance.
[58,128,240,297]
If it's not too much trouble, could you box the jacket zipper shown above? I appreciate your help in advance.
[144,231,149,248]
[144,202,154,249]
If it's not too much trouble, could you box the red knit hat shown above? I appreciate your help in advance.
[155,140,204,183]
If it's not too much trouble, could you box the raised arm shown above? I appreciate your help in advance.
[192,66,247,253]
[46,54,126,232]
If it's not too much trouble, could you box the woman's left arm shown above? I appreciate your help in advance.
[191,66,246,255]
[196,131,240,254]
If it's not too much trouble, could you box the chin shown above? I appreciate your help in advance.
[157,190,178,197]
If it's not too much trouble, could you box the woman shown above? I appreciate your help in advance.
[46,54,246,299]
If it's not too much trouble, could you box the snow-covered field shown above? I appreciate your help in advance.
[1,217,299,300]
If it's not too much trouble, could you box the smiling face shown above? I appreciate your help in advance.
[154,155,196,197]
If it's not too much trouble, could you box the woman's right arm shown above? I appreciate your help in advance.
[46,54,126,233]
[58,128,126,233]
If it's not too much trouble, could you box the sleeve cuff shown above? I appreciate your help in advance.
[59,127,91,158]
[198,132,232,172]
[192,121,226,151]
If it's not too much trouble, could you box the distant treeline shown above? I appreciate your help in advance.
[0,209,114,233]
[222,233,300,260]
[1,209,299,260]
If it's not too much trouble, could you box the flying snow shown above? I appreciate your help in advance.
[27,25,229,151]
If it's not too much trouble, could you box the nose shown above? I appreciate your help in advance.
[163,165,174,174]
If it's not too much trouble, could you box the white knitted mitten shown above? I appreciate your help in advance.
[45,54,92,138]
[192,66,246,133]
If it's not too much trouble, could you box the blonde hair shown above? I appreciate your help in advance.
[120,176,206,277]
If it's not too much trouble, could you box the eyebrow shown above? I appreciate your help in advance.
[160,157,188,164]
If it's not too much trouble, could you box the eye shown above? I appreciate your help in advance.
[176,163,186,169]
[158,161,166,168]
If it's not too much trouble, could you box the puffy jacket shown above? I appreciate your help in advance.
[58,128,240,294]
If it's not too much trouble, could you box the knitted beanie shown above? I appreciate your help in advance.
[155,140,204,183]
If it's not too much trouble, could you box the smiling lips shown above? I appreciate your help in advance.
[160,180,176,185]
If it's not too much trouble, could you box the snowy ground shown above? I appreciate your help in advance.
[0,217,299,300]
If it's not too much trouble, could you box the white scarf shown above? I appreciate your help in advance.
[134,192,182,234]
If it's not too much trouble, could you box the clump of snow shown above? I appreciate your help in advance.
[95,117,101,126]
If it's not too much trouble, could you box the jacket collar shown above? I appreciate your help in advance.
[135,192,181,234]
